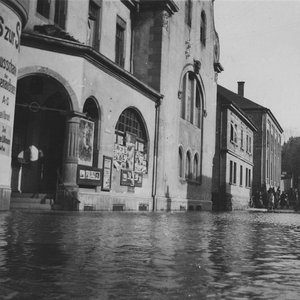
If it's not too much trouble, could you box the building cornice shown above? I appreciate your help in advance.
[242,107,283,134]
[21,32,163,103]
[2,0,28,25]
[221,148,254,166]
[139,0,179,15]
[221,101,257,132]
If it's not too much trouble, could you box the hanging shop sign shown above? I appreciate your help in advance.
[77,165,102,187]
[102,156,112,191]
[0,3,22,157]
[78,118,94,167]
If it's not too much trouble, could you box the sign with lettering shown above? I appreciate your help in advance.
[0,2,22,188]
[102,156,112,191]
[0,4,21,158]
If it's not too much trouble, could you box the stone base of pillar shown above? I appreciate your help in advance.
[53,184,80,211]
[0,187,11,210]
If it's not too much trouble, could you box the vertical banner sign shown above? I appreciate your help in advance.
[102,156,112,191]
[0,2,22,185]
[78,118,94,166]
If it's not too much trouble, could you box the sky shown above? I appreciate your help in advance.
[214,0,300,142]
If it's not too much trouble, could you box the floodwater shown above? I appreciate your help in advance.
[1,211,300,300]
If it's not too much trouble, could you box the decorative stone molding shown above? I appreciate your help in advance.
[178,91,183,99]
[162,10,170,30]
[185,40,191,59]
[193,59,201,74]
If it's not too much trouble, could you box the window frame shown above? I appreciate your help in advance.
[115,15,126,68]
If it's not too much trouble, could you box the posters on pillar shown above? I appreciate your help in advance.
[0,4,21,158]
[78,118,94,166]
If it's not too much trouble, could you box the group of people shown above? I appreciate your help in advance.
[251,187,300,210]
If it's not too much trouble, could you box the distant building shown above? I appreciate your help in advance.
[218,82,283,198]
[1,0,222,211]
[213,85,256,210]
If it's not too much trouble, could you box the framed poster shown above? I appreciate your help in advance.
[120,169,135,186]
[78,118,94,166]
[102,156,112,191]
[77,165,102,187]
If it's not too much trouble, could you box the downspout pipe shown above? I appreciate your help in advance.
[152,95,163,211]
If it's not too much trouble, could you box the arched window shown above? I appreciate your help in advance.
[82,97,100,167]
[115,108,148,172]
[181,72,203,128]
[185,151,191,179]
[200,11,206,46]
[178,147,183,177]
[193,153,199,180]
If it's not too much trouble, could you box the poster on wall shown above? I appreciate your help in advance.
[125,132,136,170]
[78,118,94,166]
[134,172,143,187]
[134,151,147,174]
[102,156,112,191]
[77,165,101,187]
[120,169,135,186]
[113,144,127,171]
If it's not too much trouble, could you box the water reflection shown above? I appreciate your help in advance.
[1,211,300,299]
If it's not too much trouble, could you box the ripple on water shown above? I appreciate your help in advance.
[0,211,300,299]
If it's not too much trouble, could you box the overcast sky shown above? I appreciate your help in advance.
[214,0,300,142]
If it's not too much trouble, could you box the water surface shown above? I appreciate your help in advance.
[1,210,300,299]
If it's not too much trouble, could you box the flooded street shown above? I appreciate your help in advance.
[1,211,300,299]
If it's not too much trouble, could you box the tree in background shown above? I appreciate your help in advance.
[282,137,300,187]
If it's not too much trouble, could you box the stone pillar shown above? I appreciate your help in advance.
[55,114,80,210]
[0,0,28,210]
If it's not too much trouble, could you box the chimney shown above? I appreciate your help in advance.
[237,81,245,97]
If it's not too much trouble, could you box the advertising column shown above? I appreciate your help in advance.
[0,0,27,210]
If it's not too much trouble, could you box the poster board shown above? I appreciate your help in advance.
[102,156,112,191]
[78,118,94,166]
[77,165,101,187]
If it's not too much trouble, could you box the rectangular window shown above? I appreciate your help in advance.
[229,160,233,184]
[248,169,251,187]
[115,16,126,67]
[233,162,237,184]
[54,0,67,29]
[88,0,100,50]
[240,165,243,186]
[241,129,244,149]
[37,0,50,18]
[37,0,67,29]
[185,0,192,27]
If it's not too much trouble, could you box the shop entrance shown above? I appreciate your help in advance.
[11,75,71,195]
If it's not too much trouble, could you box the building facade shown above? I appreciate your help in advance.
[1,0,222,211]
[223,82,283,197]
[213,85,256,210]
[133,0,223,211]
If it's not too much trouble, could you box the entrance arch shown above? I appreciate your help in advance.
[11,74,72,194]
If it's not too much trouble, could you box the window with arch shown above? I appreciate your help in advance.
[193,153,199,180]
[181,72,203,128]
[82,97,100,167]
[200,11,206,46]
[178,147,183,178]
[115,108,148,172]
[185,151,192,179]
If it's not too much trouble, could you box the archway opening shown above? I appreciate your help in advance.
[11,74,72,194]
